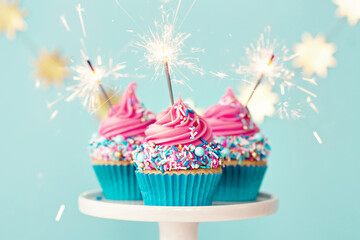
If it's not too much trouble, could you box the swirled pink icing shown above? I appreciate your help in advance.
[204,87,260,137]
[99,82,156,138]
[145,96,213,146]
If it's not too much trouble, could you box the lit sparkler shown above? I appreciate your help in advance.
[66,54,126,113]
[136,14,203,105]
[245,54,274,106]
[237,27,318,120]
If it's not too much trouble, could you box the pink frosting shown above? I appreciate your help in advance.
[99,82,156,138]
[204,87,260,137]
[145,96,213,146]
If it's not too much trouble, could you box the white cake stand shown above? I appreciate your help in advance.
[78,190,278,240]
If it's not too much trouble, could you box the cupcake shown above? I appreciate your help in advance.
[89,82,156,200]
[134,96,223,206]
[204,87,270,201]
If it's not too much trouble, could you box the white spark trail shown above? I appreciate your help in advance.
[210,71,228,79]
[313,131,322,144]
[50,110,59,120]
[178,0,197,30]
[173,0,182,26]
[60,16,71,32]
[76,4,86,37]
[115,0,145,32]
[55,204,65,222]
[302,77,318,86]
[296,86,317,98]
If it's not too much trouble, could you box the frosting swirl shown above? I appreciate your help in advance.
[204,87,260,137]
[99,82,155,138]
[145,96,213,146]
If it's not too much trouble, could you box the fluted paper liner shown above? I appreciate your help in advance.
[213,165,267,201]
[93,164,142,200]
[135,171,222,206]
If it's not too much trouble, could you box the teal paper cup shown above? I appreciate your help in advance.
[135,171,222,206]
[213,165,267,201]
[93,164,142,200]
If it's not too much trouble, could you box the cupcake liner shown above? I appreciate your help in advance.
[135,171,222,206]
[93,164,142,200]
[213,165,267,201]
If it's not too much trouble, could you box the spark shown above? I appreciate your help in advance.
[76,4,86,37]
[136,17,203,86]
[210,71,228,79]
[60,16,71,32]
[66,55,126,113]
[296,86,317,98]
[277,101,303,120]
[302,77,318,86]
[236,27,297,91]
[55,204,65,222]
[97,56,102,65]
[237,27,319,120]
[50,110,59,120]
[313,131,322,144]
[307,96,319,113]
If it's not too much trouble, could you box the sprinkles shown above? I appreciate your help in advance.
[89,135,144,161]
[135,142,223,173]
[214,134,271,163]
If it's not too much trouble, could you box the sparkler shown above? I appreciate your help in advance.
[164,55,174,105]
[137,23,189,105]
[66,55,126,113]
[136,13,203,105]
[86,60,113,110]
[237,27,318,120]
[245,54,274,106]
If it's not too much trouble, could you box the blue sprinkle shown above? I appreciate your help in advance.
[114,135,124,144]
[195,147,205,157]
[185,109,194,116]
[136,152,145,162]
[200,138,208,144]
[96,196,102,201]
[222,148,231,157]
[171,145,178,151]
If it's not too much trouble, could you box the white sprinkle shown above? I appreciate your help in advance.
[55,204,65,222]
[313,131,322,144]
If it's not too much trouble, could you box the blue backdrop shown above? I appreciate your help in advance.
[1,0,359,239]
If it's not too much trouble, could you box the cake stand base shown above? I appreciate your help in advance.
[79,190,278,240]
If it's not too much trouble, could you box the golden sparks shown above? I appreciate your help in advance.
[0,0,26,39]
[293,33,336,78]
[34,50,69,87]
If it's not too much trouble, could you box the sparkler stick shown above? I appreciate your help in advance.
[163,56,174,105]
[86,60,113,110]
[245,54,275,106]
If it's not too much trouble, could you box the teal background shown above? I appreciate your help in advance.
[1,0,359,239]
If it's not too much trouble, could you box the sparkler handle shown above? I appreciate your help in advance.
[98,81,113,110]
[164,59,175,105]
[245,73,264,107]
[245,54,275,107]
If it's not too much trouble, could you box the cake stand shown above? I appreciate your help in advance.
[78,190,278,240]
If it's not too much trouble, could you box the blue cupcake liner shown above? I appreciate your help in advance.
[93,164,142,200]
[135,171,222,206]
[213,165,267,201]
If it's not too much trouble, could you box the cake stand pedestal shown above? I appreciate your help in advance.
[78,190,278,240]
